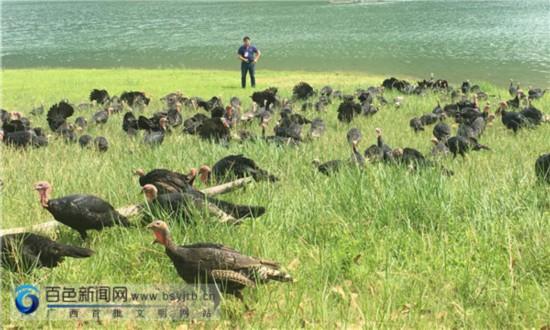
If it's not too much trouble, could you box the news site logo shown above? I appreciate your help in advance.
[12,284,220,321]
[15,284,40,315]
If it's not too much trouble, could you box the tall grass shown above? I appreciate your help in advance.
[1,69,549,328]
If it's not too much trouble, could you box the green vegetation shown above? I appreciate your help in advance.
[1,69,549,328]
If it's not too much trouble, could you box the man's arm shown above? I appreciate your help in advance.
[253,49,261,63]
[237,48,248,62]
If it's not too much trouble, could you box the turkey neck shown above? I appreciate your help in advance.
[39,189,50,208]
[161,231,177,252]
[377,135,384,148]
[200,170,211,184]
[145,188,158,202]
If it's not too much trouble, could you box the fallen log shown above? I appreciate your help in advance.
[0,177,253,236]
[201,177,253,196]
[0,221,62,237]
[202,202,240,225]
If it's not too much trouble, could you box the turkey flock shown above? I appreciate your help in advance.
[1,76,549,306]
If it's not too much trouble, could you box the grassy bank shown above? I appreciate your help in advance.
[1,69,549,328]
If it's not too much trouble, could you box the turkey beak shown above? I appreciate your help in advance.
[145,223,158,244]
[145,223,154,244]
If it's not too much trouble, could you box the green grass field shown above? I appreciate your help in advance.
[1,69,549,329]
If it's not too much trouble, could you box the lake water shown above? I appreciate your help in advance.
[2,0,549,86]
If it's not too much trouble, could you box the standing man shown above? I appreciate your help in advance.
[237,36,261,88]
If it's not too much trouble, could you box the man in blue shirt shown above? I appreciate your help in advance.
[237,36,261,88]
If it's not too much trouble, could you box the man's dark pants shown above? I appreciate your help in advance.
[241,61,256,88]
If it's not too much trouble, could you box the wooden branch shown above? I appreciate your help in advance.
[0,178,253,236]
[193,200,241,225]
[117,204,142,218]
[201,177,253,196]
[0,221,61,236]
